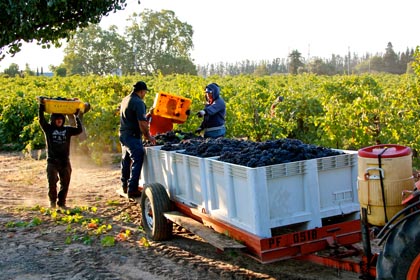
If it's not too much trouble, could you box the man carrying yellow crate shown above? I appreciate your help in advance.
[38,97,84,208]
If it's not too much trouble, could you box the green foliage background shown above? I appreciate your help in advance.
[0,72,419,164]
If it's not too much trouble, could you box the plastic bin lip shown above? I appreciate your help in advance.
[358,144,411,158]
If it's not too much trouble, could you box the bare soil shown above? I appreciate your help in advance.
[0,151,361,280]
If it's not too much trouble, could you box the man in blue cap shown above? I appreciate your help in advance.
[119,81,156,198]
[195,83,226,138]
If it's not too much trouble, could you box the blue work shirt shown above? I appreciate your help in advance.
[119,92,147,137]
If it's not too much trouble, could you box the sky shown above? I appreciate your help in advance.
[0,0,418,72]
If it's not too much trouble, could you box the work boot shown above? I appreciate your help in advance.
[57,200,67,209]
[50,201,56,208]
[122,183,128,194]
[127,188,142,199]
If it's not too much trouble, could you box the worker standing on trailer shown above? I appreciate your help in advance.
[195,83,226,138]
[38,99,83,209]
[119,81,156,198]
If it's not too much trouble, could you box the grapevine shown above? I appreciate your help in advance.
[0,72,420,165]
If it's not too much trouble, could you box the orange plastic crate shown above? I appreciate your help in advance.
[152,92,191,122]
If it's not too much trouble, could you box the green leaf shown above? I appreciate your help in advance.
[101,235,115,247]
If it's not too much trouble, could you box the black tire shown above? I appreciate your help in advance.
[376,213,420,280]
[140,183,173,241]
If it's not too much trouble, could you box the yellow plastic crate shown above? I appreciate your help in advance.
[152,92,191,122]
[40,97,88,114]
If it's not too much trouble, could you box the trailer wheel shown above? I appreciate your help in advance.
[376,213,420,280]
[140,183,173,241]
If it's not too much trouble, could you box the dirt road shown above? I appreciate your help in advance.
[0,151,360,280]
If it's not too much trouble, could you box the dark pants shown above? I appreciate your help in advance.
[119,133,145,192]
[47,161,72,205]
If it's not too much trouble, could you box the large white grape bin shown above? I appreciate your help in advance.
[142,147,360,238]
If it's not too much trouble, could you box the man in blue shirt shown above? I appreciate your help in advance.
[119,81,156,198]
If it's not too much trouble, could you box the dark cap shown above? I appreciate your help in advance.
[51,113,65,121]
[51,113,65,126]
[133,81,149,91]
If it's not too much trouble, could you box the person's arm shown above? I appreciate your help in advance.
[65,113,77,126]
[68,110,83,136]
[270,104,277,118]
[74,114,83,134]
[38,101,48,130]
[202,98,225,116]
[139,120,156,145]
[270,96,283,117]
[146,107,154,121]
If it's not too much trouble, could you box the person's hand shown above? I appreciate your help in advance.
[38,97,45,111]
[84,102,91,113]
[146,113,152,122]
[196,110,205,117]
[148,135,156,145]
[194,127,202,134]
[146,108,154,121]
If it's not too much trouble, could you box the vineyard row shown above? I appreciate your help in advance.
[0,73,418,164]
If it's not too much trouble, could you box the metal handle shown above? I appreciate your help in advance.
[364,167,384,180]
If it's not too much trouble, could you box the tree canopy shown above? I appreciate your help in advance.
[62,9,196,76]
[0,0,131,59]
[63,24,129,75]
[126,9,195,75]
[288,50,304,74]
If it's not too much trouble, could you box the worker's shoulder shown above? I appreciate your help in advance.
[126,95,146,108]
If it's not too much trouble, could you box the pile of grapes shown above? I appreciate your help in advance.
[144,130,199,146]
[158,133,343,167]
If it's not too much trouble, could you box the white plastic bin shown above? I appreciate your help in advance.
[143,146,360,238]
[170,152,210,210]
[142,146,173,192]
